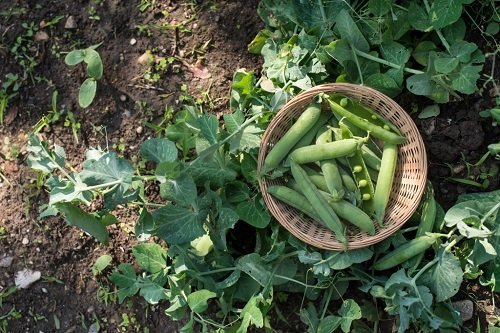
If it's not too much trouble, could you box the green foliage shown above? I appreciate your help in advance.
[65,44,103,108]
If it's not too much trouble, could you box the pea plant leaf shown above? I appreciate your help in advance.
[159,174,198,205]
[140,138,178,164]
[236,253,272,287]
[235,194,271,228]
[237,295,264,333]
[153,204,207,245]
[26,135,66,173]
[210,207,239,251]
[335,10,370,52]
[187,289,217,314]
[132,243,167,275]
[419,250,463,302]
[450,64,483,94]
[198,114,219,145]
[109,263,140,304]
[429,0,466,29]
[408,2,432,32]
[54,202,109,244]
[224,110,262,153]
[326,248,374,270]
[79,78,97,108]
[338,299,362,333]
[189,161,237,188]
[137,276,168,304]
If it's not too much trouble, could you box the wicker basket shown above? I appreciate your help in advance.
[257,83,428,250]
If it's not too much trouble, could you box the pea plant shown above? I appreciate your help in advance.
[65,44,103,108]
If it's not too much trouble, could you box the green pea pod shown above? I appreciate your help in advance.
[337,124,376,216]
[361,146,382,171]
[373,143,398,225]
[325,96,406,145]
[302,166,330,192]
[407,192,437,271]
[291,112,331,151]
[263,103,321,173]
[267,185,322,224]
[290,138,360,164]
[290,160,347,247]
[316,127,344,198]
[373,235,439,270]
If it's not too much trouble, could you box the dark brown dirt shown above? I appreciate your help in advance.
[0,0,499,332]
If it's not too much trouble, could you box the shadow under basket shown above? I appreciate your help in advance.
[257,83,428,250]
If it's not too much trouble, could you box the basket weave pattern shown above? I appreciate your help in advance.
[258,83,428,250]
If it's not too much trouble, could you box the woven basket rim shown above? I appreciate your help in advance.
[257,83,428,250]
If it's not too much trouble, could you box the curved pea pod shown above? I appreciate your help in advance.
[267,185,322,224]
[263,103,322,173]
[327,198,376,235]
[291,112,331,151]
[373,143,398,225]
[289,138,360,164]
[302,166,330,192]
[407,193,437,270]
[325,96,406,145]
[337,124,376,215]
[290,160,347,247]
[315,128,345,198]
[337,164,359,193]
[361,146,381,171]
[373,235,439,270]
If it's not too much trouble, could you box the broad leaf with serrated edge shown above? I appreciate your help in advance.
[26,135,66,173]
[140,138,178,163]
[235,195,271,228]
[160,174,197,205]
[132,243,167,274]
[109,263,139,303]
[420,250,463,302]
[153,205,206,245]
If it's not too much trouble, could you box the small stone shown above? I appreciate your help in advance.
[214,15,220,22]
[0,256,13,268]
[452,300,474,322]
[41,287,48,293]
[129,38,137,45]
[122,110,131,118]
[120,95,127,102]
[15,269,41,289]
[88,323,99,333]
[87,305,95,314]
[64,16,77,29]
[22,237,29,245]
[135,126,143,134]
[192,23,198,29]
[35,31,49,42]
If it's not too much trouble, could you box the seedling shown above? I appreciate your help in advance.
[65,43,103,108]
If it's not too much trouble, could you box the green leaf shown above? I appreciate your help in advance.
[449,41,478,63]
[132,243,167,274]
[406,73,434,96]
[137,277,168,304]
[92,255,112,276]
[189,162,237,187]
[418,105,441,119]
[187,289,217,313]
[153,205,206,245]
[272,258,298,285]
[198,114,219,145]
[46,176,92,206]
[317,39,352,66]
[224,109,245,133]
[328,248,373,270]
[160,174,197,205]
[225,181,250,203]
[368,0,393,16]
[215,270,241,290]
[338,299,362,333]
[420,250,463,302]
[429,0,465,29]
[450,64,482,94]
[380,41,411,66]
[443,19,466,42]
[486,22,500,36]
[140,138,178,163]
[229,125,262,153]
[365,73,401,97]
[211,207,239,251]
[236,253,272,287]
[84,49,103,79]
[413,41,437,66]
[109,263,139,303]
[317,315,342,333]
[335,10,370,52]
[26,135,66,173]
[237,295,264,333]
[408,2,432,31]
[64,50,85,65]
[79,78,97,108]
[235,195,271,228]
[434,57,460,74]
[135,209,154,242]
[55,202,109,244]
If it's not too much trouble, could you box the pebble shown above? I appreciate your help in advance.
[136,126,143,134]
[0,256,13,268]
[87,305,95,313]
[15,269,41,289]
[22,237,29,245]
[130,38,137,45]
[88,323,99,333]
[120,95,127,102]
[41,287,48,293]
[64,16,77,29]
[35,31,49,42]
[192,23,198,29]
[452,300,474,322]
[122,110,131,118]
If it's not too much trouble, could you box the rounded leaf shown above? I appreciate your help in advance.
[79,78,97,108]
[65,50,85,65]
[84,49,103,79]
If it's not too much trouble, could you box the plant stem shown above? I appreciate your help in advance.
[79,179,122,191]
[198,267,236,276]
[353,49,425,75]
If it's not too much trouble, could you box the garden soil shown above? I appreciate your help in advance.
[0,0,498,332]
